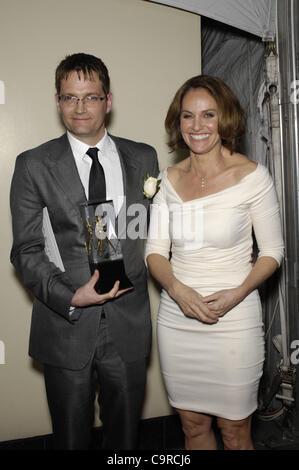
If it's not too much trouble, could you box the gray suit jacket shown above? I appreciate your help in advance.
[10,133,159,369]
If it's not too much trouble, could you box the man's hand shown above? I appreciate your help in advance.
[71,270,133,307]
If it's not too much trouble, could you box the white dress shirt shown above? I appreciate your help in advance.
[67,130,124,215]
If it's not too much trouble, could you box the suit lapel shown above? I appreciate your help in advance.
[45,134,86,213]
[109,135,144,243]
[109,135,139,204]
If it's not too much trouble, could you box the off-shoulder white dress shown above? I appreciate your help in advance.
[145,164,284,420]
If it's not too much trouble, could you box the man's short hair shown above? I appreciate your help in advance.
[55,53,110,96]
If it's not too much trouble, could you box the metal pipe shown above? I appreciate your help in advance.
[276,0,299,433]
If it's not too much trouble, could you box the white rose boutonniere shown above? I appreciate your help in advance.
[143,172,161,199]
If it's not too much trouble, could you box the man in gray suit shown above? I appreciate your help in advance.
[10,53,159,450]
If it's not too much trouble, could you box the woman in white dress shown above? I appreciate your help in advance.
[145,76,284,450]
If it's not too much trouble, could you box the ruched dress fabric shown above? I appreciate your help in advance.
[145,164,284,420]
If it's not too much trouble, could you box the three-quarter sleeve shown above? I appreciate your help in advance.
[249,167,284,266]
[145,172,171,264]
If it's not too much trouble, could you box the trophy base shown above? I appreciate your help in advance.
[90,260,134,294]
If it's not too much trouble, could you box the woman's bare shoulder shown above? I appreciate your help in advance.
[167,159,190,182]
[229,152,258,178]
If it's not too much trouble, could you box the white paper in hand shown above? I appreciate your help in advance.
[42,207,65,272]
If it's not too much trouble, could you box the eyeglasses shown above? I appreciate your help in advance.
[59,95,106,106]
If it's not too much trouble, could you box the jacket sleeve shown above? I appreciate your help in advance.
[10,153,76,321]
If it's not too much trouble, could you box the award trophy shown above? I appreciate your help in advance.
[80,200,133,294]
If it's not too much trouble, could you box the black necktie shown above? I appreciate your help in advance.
[86,147,106,201]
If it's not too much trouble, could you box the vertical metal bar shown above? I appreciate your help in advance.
[276,0,299,432]
[247,41,256,160]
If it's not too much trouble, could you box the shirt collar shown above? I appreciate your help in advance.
[67,129,109,160]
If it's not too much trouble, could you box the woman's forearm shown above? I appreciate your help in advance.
[146,253,179,296]
[239,256,279,298]
[202,256,280,317]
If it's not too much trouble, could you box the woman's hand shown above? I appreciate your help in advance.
[71,270,133,307]
[168,280,219,324]
[202,287,245,317]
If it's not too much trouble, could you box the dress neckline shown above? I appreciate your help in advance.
[165,163,260,204]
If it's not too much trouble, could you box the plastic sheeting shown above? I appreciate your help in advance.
[201,18,266,163]
[148,0,276,39]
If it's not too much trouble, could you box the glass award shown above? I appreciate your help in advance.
[80,200,133,294]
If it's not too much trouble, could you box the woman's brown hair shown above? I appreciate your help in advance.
[165,75,245,154]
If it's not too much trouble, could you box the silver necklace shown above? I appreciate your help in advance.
[201,176,205,189]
